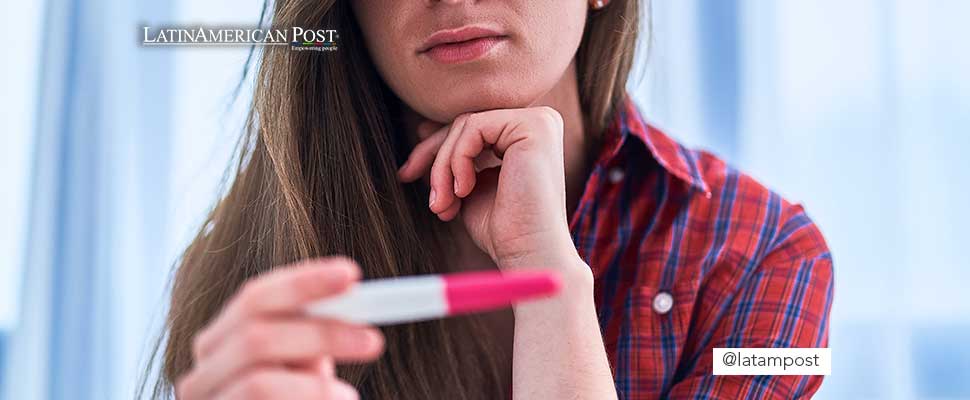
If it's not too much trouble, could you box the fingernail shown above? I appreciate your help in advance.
[453,177,460,194]
[429,189,437,207]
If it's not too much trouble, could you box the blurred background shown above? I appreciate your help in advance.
[2,0,968,399]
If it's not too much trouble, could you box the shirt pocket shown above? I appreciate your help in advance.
[624,279,698,398]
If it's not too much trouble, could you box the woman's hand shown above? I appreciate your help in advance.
[398,108,615,399]
[175,258,383,400]
[397,107,581,271]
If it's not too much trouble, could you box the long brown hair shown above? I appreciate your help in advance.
[144,0,641,398]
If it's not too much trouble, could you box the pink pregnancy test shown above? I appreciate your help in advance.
[305,270,561,325]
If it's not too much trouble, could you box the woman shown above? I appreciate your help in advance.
[156,0,834,398]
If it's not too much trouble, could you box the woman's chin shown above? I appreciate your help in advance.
[418,91,543,123]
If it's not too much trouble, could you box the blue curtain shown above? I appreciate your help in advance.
[0,333,6,398]
[2,0,173,398]
[634,1,970,398]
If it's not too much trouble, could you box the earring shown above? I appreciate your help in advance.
[590,0,609,10]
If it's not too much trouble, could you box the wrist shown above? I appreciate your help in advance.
[509,255,594,318]
[491,231,594,301]
[494,231,582,269]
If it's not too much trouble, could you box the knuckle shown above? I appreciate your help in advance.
[431,156,451,182]
[462,112,477,129]
[450,155,463,171]
[236,280,263,309]
[450,145,467,166]
[306,327,331,355]
[232,297,258,321]
[240,324,273,351]
[321,325,355,349]
[288,268,320,296]
[535,106,563,129]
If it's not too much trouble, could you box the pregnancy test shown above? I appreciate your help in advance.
[305,270,561,325]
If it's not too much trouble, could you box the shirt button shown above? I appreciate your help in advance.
[607,167,625,183]
[652,291,674,315]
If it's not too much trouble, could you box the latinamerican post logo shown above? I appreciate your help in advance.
[141,26,339,51]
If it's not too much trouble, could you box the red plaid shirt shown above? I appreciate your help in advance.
[572,95,834,399]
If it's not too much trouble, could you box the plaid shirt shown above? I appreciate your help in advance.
[571,96,834,399]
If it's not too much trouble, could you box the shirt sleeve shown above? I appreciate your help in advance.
[666,212,835,399]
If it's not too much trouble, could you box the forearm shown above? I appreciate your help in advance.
[506,255,617,399]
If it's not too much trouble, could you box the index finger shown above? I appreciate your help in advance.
[193,257,361,358]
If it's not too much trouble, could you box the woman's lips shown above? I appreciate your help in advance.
[423,36,506,64]
[419,26,507,64]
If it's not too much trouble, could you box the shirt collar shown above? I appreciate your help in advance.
[599,94,712,197]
